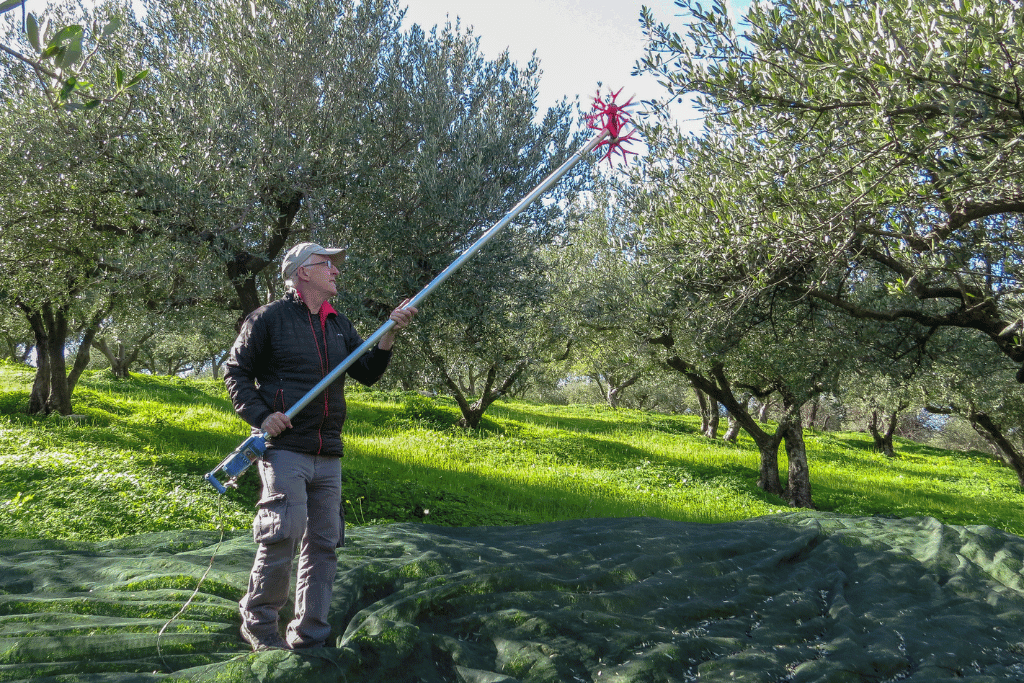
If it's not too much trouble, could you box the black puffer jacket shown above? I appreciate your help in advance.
[224,292,392,457]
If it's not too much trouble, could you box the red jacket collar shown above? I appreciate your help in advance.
[318,300,337,327]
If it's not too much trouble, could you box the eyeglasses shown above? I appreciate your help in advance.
[302,260,335,270]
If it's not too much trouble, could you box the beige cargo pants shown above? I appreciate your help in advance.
[238,449,343,649]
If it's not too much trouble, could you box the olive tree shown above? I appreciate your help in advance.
[0,0,154,414]
[0,0,147,110]
[344,25,585,428]
[133,0,585,428]
[132,0,412,322]
[639,0,1024,384]
[543,187,660,410]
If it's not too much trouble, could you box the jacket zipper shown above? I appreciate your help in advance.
[306,309,329,455]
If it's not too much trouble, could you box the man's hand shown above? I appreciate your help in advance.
[390,299,418,329]
[261,412,293,437]
[379,299,418,350]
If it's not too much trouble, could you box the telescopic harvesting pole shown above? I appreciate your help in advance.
[205,90,638,494]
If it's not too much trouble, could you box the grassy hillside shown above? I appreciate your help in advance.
[1,362,1022,540]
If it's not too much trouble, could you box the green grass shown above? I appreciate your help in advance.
[1,362,1022,541]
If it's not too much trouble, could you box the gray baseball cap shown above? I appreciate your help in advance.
[281,242,346,280]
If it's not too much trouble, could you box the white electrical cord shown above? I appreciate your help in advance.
[156,495,226,672]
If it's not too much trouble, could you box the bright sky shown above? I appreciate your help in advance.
[400,0,750,129]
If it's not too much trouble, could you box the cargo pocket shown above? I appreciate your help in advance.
[253,493,289,545]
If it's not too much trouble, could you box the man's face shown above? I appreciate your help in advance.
[298,255,339,297]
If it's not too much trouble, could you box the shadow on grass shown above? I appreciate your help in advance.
[492,403,703,439]
[6,373,1022,539]
[82,372,229,402]
[344,424,786,528]
[0,414,245,472]
[824,432,992,463]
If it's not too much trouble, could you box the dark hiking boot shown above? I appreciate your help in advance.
[240,624,288,652]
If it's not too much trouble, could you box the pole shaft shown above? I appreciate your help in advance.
[283,128,609,422]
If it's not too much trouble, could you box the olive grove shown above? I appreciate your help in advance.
[586,0,1024,503]
[638,0,1024,374]
[0,0,585,420]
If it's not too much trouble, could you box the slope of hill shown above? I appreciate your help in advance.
[1,363,1022,541]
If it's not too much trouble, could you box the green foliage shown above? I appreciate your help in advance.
[3,0,585,422]
[1,0,158,415]
[0,366,1022,543]
[636,0,1024,372]
[1,1,147,110]
[542,187,659,410]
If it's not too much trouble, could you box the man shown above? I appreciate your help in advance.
[224,241,417,651]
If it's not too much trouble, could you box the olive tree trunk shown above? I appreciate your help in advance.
[665,357,785,496]
[693,387,721,439]
[422,338,529,429]
[16,300,103,415]
[781,414,814,508]
[867,410,898,458]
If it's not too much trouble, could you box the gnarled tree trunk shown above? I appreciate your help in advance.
[781,414,814,508]
[93,333,154,379]
[723,393,752,442]
[606,371,642,409]
[723,412,741,442]
[664,357,784,496]
[16,300,103,415]
[22,307,50,415]
[693,387,720,439]
[457,359,529,429]
[868,405,904,458]
[806,396,819,429]
[422,338,529,429]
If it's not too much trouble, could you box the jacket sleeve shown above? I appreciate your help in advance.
[223,312,274,430]
[349,345,393,387]
[338,317,392,387]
